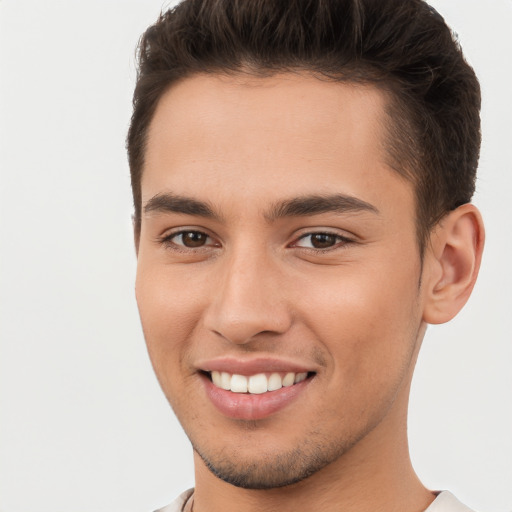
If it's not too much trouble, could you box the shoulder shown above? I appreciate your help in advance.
[425,491,479,512]
[153,489,194,512]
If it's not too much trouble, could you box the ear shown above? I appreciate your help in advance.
[422,204,485,325]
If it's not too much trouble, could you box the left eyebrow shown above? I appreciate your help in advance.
[265,194,379,221]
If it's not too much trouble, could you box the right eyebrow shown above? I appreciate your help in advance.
[143,193,221,220]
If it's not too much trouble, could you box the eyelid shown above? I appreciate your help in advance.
[156,227,354,252]
[290,230,355,251]
[158,227,221,249]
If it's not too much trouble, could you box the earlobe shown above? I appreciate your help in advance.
[422,204,485,325]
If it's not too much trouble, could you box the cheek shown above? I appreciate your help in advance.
[295,265,422,433]
[297,258,422,379]
[135,263,207,381]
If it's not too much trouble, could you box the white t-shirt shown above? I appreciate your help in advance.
[155,489,477,512]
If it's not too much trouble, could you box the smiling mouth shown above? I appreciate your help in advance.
[205,370,315,394]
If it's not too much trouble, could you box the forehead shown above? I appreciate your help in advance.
[143,72,411,217]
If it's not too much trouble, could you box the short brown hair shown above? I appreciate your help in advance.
[127,0,481,252]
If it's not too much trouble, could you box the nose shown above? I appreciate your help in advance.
[202,247,292,345]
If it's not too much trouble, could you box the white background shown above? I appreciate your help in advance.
[0,1,511,511]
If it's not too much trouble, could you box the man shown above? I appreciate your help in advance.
[127,1,484,511]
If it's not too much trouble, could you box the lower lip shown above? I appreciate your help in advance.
[201,374,311,420]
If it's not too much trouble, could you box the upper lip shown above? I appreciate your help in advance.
[197,357,315,375]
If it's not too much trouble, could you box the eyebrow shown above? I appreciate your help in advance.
[144,193,221,220]
[143,192,379,222]
[265,194,379,221]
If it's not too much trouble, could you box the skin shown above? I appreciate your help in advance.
[135,73,484,512]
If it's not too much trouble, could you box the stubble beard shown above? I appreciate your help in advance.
[191,427,363,490]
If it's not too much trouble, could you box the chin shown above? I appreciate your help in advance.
[192,433,354,490]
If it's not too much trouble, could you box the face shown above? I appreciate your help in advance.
[136,73,429,489]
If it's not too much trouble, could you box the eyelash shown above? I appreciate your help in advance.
[159,230,218,252]
[159,229,354,254]
[291,232,354,252]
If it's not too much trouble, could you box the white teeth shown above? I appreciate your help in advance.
[267,372,283,391]
[248,374,268,394]
[294,372,308,384]
[211,370,222,387]
[210,370,310,394]
[220,371,231,390]
[282,372,295,387]
[230,374,248,393]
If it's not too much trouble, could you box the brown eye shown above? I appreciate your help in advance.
[310,233,337,249]
[171,231,211,248]
[293,232,350,250]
